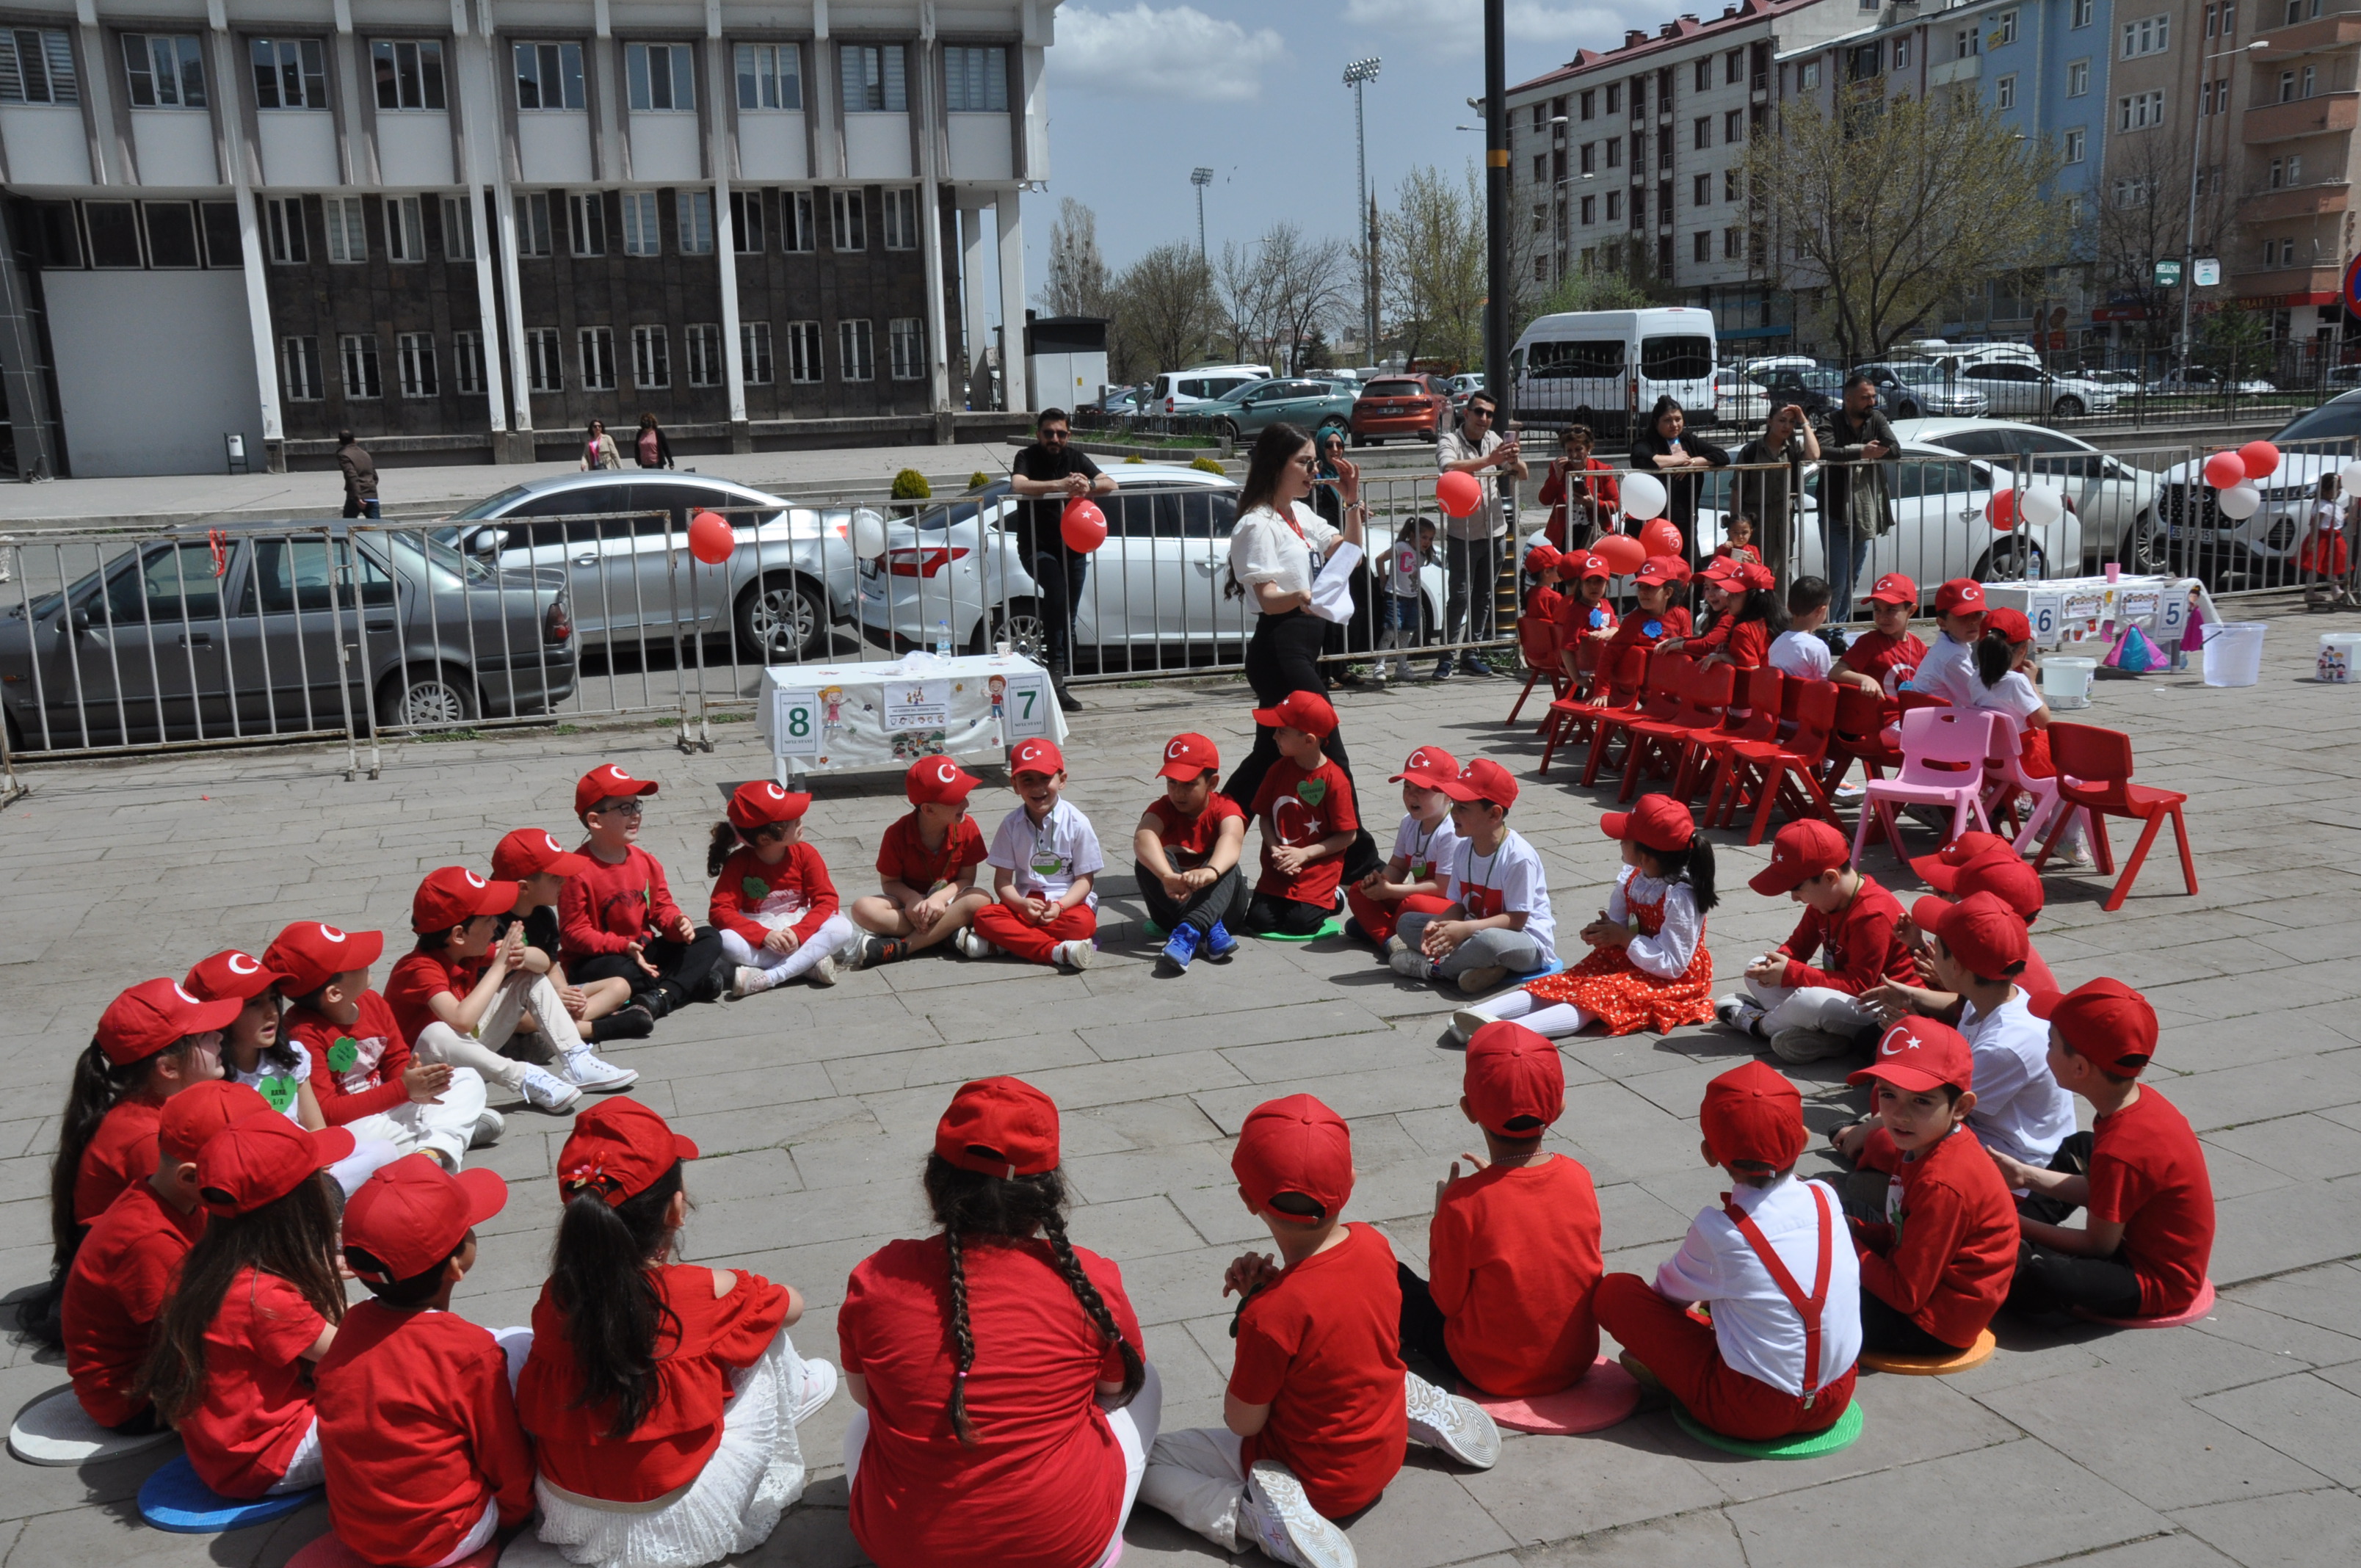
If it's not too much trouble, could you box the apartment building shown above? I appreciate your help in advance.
[0,0,1053,478]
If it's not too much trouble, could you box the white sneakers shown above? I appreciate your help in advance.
[518,1066,584,1114]
[1404,1372,1502,1470]
[1241,1462,1356,1568]
[730,964,781,999]
[1447,1007,1499,1045]
[558,1048,639,1092]
[1053,940,1094,970]
[790,1357,839,1426]
[469,1108,505,1148]
[955,929,994,959]
[808,953,839,987]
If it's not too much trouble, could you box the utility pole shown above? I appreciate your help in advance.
[1343,57,1382,364]
[1190,167,1213,261]
[1484,1,1506,414]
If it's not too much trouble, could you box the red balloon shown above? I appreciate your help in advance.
[2238,440,2281,480]
[1060,497,1108,553]
[1987,488,2020,531]
[2202,450,2248,490]
[1595,533,1647,576]
[1436,470,1482,518]
[687,509,735,565]
[1639,518,1683,558]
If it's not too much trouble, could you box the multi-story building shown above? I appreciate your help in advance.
[0,0,1052,478]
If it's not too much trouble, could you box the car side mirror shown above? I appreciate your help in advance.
[67,604,90,636]
[468,527,508,554]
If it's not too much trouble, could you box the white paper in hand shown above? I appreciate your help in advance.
[1309,541,1364,625]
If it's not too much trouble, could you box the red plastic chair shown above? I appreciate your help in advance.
[1676,666,1783,803]
[1583,653,1691,786]
[1709,678,1840,843]
[1822,686,1903,792]
[1507,613,1566,724]
[1538,645,1646,776]
[1617,659,1735,802]
[2032,722,2197,912]
[1563,634,1606,706]
[1850,708,2003,868]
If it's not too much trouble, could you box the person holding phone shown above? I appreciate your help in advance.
[1435,393,1528,679]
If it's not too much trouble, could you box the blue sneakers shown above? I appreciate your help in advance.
[1161,922,1200,970]
[1205,920,1238,959]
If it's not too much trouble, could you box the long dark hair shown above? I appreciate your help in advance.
[140,1175,343,1423]
[1730,584,1790,634]
[1227,423,1314,600]
[921,1153,1145,1446]
[550,1161,686,1439]
[1974,627,2020,689]
[1638,832,1719,913]
[48,1039,197,1270]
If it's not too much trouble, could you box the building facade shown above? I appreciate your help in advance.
[0,0,1054,478]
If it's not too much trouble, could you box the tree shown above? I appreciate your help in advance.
[2093,132,2234,363]
[1211,237,1280,364]
[1040,197,1109,318]
[1106,241,1215,382]
[1744,90,2068,363]
[1520,236,1668,333]
[2198,300,2271,382]
[1381,163,1487,371]
[1260,224,1351,373]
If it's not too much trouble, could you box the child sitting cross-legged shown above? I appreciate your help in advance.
[1343,747,1460,948]
[960,737,1103,970]
[1388,758,1555,998]
[1135,732,1251,971]
[560,764,731,1021]
[707,782,858,995]
[490,828,650,1045]
[1714,819,1914,1064]
[849,757,993,969]
[1245,692,1360,937]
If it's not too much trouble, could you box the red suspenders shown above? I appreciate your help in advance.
[1722,1182,1835,1406]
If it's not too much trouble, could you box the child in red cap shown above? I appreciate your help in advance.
[1136,732,1252,970]
[1390,758,1556,996]
[315,1155,534,1568]
[490,827,648,1044]
[962,737,1103,970]
[1874,836,2062,1012]
[1522,544,1566,629]
[1968,606,2092,864]
[706,780,857,995]
[1906,578,1987,707]
[1345,746,1461,948]
[1245,692,1361,937]
[1845,1020,2019,1356]
[1716,819,1913,1062]
[1593,1061,1862,1442]
[1399,1022,1604,1398]
[1606,559,1691,655]
[2000,979,2215,1321]
[517,1098,834,1563]
[1140,1095,1497,1568]
[1669,560,1785,670]
[559,763,732,1020]
[850,755,993,968]
[1553,552,1620,689]
[1834,573,1927,725]
[1467,794,1712,1039]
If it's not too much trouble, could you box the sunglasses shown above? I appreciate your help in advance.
[1041,427,1070,440]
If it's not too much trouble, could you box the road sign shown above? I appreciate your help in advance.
[2193,258,2221,287]
[2153,259,2183,288]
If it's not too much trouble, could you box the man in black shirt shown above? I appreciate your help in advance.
[1009,407,1115,711]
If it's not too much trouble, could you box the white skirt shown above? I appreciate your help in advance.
[532,1329,810,1568]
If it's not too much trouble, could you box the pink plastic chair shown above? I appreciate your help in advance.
[1849,707,2004,868]
[1978,709,2078,852]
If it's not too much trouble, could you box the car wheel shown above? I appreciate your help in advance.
[376,664,477,730]
[977,598,1051,665]
[1974,540,2049,584]
[1898,400,1921,419]
[1218,419,1242,443]
[1317,417,1348,443]
[2125,513,2169,574]
[735,574,827,663]
[2051,396,2086,418]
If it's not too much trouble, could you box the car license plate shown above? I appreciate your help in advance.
[860,558,880,579]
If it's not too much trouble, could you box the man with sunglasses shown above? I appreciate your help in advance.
[1435,393,1527,678]
[1010,409,1117,712]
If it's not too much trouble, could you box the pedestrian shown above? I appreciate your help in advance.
[1627,396,1727,558]
[1730,403,1819,583]
[1310,428,1371,680]
[1537,425,1620,550]
[1009,407,1115,714]
[337,430,380,520]
[1435,391,1528,679]
[579,419,622,471]
[1811,374,1901,619]
[633,413,674,471]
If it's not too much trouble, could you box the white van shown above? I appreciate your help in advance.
[1153,363,1276,414]
[1509,308,1716,435]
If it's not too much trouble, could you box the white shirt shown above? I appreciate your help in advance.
[1437,427,1508,540]
[1390,813,1462,887]
[1445,828,1556,960]
[1959,990,2077,1167]
[987,798,1106,907]
[1229,501,1342,599]
[1377,538,1429,598]
[231,1049,311,1125]
[1655,1175,1863,1398]
[2314,500,2346,536]
[1910,631,1980,708]
[1769,629,1834,680]
[1605,865,1702,979]
[1971,668,2044,748]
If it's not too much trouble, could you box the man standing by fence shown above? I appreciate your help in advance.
[1435,391,1526,678]
[1811,375,1898,617]
[1009,407,1115,713]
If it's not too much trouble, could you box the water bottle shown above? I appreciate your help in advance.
[935,619,953,658]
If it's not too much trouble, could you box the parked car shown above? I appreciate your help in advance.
[1151,364,1272,414]
[1206,377,1359,443]
[2081,369,2144,393]
[439,472,859,664]
[1750,365,1850,420]
[2324,365,2361,391]
[1349,374,1452,446]
[1094,384,1152,415]
[1948,360,2119,418]
[2151,390,2361,575]
[1893,418,2161,571]
[1850,363,1990,419]
[1443,372,1487,415]
[1712,367,1771,429]
[1,522,576,750]
[2144,366,2277,396]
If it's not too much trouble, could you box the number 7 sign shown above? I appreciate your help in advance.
[998,671,1053,742]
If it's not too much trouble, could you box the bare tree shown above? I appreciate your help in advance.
[2094,131,2235,360]
[1382,162,1487,371]
[1107,241,1216,382]
[1040,196,1110,318]
[1260,224,1351,373]
[1211,238,1280,366]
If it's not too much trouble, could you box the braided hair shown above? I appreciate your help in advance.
[921,1153,1145,1447]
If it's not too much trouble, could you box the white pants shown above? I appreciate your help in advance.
[267,1416,324,1493]
[845,1361,1162,1568]
[1479,988,1591,1039]
[721,912,856,981]
[415,970,589,1097]
[327,1136,407,1197]
[1741,976,1881,1038]
[341,1065,490,1169]
[1139,1426,1263,1554]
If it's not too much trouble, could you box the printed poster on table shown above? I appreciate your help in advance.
[884,678,953,731]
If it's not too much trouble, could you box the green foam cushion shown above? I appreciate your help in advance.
[1258,914,1346,942]
[1673,1398,1863,1459]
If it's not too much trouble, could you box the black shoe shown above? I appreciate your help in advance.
[859,935,908,968]
[590,1003,656,1042]
[1054,680,1083,713]
[632,990,672,1021]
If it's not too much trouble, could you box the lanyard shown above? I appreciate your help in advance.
[1722,1183,1835,1404]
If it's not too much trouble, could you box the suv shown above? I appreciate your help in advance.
[1349,374,1451,446]
[1151,365,1273,413]
[1208,378,1358,443]
[1850,363,1990,419]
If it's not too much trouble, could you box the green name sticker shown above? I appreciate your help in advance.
[327,1037,360,1074]
[1296,778,1327,807]
[741,875,772,900]
[259,1075,299,1114]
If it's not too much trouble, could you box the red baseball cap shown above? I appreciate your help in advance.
[413,867,520,934]
[557,1098,699,1207]
[1953,852,2044,922]
[1526,544,1562,572]
[1634,555,1688,587]
[1734,561,1776,592]
[1934,578,1987,616]
[342,1153,508,1284]
[935,1076,1061,1178]
[1908,831,2013,895]
[1700,1061,1807,1170]
[95,979,244,1067]
[1233,1094,1354,1223]
[1158,733,1222,780]
[1390,745,1462,789]
[1601,794,1694,854]
[1009,737,1065,776]
[1749,819,1850,895]
[195,1110,355,1217]
[1866,572,1918,606]
[262,921,386,997]
[727,780,812,831]
[1984,606,2034,645]
[1437,756,1519,808]
[575,763,660,818]
[907,754,982,805]
[1912,890,2029,979]
[159,1081,273,1162]
[491,828,591,881]
[1465,1021,1564,1134]
[1574,552,1612,580]
[1849,1017,1975,1097]
[1252,690,1338,739]
[184,949,292,1004]
[2030,977,2158,1075]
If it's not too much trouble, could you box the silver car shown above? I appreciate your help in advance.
[1951,360,2119,419]
[1893,418,2162,571]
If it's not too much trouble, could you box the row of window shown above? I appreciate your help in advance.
[1543,43,1774,129]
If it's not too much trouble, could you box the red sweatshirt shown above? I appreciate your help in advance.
[1776,876,1915,996]
[709,841,840,948]
[559,843,689,965]
[1609,605,1690,653]
[1853,1125,2018,1348]
[286,992,415,1124]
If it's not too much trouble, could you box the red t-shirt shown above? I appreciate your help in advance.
[1724,617,1771,671]
[75,1095,164,1226]
[1777,876,1915,996]
[1429,1155,1603,1398]
[709,841,840,947]
[1843,630,1929,723]
[315,1302,537,1568]
[1142,794,1247,868]
[1526,585,1564,627]
[286,991,415,1124]
[1556,592,1620,642]
[877,812,989,893]
[64,1179,204,1426]
[2088,1088,2216,1317]
[558,843,689,963]
[837,1235,1143,1568]
[518,1265,790,1502]
[1609,605,1691,652]
[181,1266,330,1498]
[1250,758,1360,907]
[1853,1125,2018,1349]
[1230,1223,1408,1520]
[383,949,484,1049]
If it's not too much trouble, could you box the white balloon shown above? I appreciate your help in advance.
[2339,460,2361,495]
[2020,484,2065,529]
[1620,471,1668,522]
[2215,482,2263,520]
[850,508,889,559]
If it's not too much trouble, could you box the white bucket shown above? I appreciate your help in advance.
[2201,622,2268,688]
[2042,656,2097,709]
[2321,631,2361,683]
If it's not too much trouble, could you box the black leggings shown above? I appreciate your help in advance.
[1222,611,1379,882]
[572,927,731,1012]
[1396,1263,1465,1387]
[1859,1289,1968,1357]
[1247,892,1332,935]
[2006,1133,2146,1318]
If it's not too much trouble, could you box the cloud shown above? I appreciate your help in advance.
[1341,0,1646,57]
[1050,4,1288,101]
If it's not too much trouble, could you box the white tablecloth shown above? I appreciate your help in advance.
[755,652,1067,780]
[1982,574,2219,652]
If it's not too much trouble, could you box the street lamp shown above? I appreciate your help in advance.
[1343,57,1382,364]
[2181,39,2268,371]
[1189,167,1213,261]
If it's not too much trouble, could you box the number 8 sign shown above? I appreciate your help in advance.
[772,688,821,756]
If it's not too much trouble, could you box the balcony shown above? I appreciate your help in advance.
[2253,15,2361,59]
[2238,179,2352,221]
[2224,263,2343,302]
[2244,90,2360,143]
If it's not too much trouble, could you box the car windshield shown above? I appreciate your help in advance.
[382,527,497,589]
[450,484,537,521]
[912,480,1013,532]
[2271,396,2361,443]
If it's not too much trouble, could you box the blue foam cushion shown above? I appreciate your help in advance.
[138,1453,322,1533]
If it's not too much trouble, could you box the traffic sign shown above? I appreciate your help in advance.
[2193,258,2221,287]
[2153,259,2183,288]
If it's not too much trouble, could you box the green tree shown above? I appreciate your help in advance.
[1106,241,1216,382]
[1381,163,1486,371]
[2197,300,2271,382]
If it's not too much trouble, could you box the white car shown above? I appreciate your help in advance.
[1712,368,1771,428]
[1893,418,2162,572]
[2150,391,2361,577]
[2145,367,2277,396]
[1151,364,1273,415]
[1947,360,2119,419]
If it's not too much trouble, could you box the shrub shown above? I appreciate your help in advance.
[891,468,932,500]
[966,471,992,490]
[1191,457,1226,475]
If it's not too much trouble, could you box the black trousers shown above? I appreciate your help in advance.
[571,927,731,1011]
[1137,860,1249,935]
[1859,1288,1968,1356]
[1222,611,1380,885]
[1396,1263,1465,1387]
[1247,892,1332,935]
[1443,534,1499,652]
[2007,1132,2144,1318]
[1029,547,1090,674]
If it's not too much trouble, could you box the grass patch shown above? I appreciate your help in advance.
[408,727,482,743]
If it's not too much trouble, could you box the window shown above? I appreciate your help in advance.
[626,43,695,111]
[280,335,322,400]
[678,189,714,254]
[440,195,475,260]
[1694,173,1711,206]
[579,326,616,390]
[840,319,874,381]
[325,195,366,262]
[1606,139,1622,169]
[1606,189,1621,221]
[1629,76,1645,117]
[250,38,327,109]
[741,322,773,385]
[526,327,562,393]
[569,192,605,255]
[2280,69,2298,101]
[1995,73,2016,110]
[622,191,660,255]
[944,45,1007,111]
[1658,136,1673,172]
[782,190,815,251]
[734,43,801,113]
[1956,26,1981,57]
[1998,10,2018,44]
[882,187,918,249]
[888,317,923,380]
[840,43,907,112]
[341,333,381,398]
[2064,126,2086,162]
[786,320,822,382]
[122,34,205,108]
[141,203,198,267]
[2117,90,2164,130]
[1605,83,1620,113]
[515,192,552,256]
[2121,15,2169,56]
[1580,193,1597,224]
[1693,230,1710,263]
[1694,115,1711,149]
[731,190,764,252]
[453,331,482,394]
[631,324,670,389]
[372,40,445,110]
[2302,64,2317,97]
[1894,37,1911,68]
[1724,167,1741,201]
[1532,153,1548,184]
[830,189,865,250]
[515,40,586,109]
[683,323,723,387]
[265,197,307,263]
[1799,60,1821,89]
[2073,0,2092,24]
[1631,186,1646,228]
[2271,153,2304,186]
[1579,142,1596,174]
[385,195,425,262]
[1694,58,1711,92]
[1724,108,1742,140]
[202,201,241,266]
[84,203,137,267]
[396,332,438,397]
[1580,88,1595,119]
[1724,225,1742,258]
[2067,58,2089,95]
[0,29,77,104]
[1726,49,1744,84]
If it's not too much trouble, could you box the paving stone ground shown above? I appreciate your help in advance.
[4,602,2360,1567]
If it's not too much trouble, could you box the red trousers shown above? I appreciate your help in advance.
[971,902,1097,965]
[1345,888,1452,944]
[1594,1272,1855,1442]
